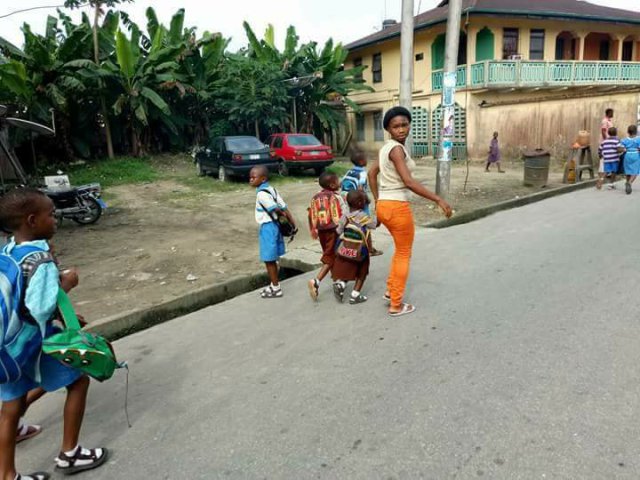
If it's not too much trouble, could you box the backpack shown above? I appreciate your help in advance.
[341,168,363,194]
[258,188,297,239]
[42,289,126,382]
[309,191,343,231]
[0,245,53,384]
[336,216,371,263]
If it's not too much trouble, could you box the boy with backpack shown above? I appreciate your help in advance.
[250,166,297,299]
[340,150,382,256]
[307,172,346,301]
[332,191,376,304]
[0,188,107,480]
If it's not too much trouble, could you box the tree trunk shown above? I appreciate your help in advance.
[254,119,260,139]
[94,1,115,159]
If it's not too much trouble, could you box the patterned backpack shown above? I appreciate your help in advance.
[336,216,371,262]
[309,191,343,231]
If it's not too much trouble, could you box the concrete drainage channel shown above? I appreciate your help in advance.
[89,179,596,340]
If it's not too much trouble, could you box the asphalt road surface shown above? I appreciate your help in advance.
[16,184,640,479]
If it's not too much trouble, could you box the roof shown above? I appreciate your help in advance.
[345,0,640,52]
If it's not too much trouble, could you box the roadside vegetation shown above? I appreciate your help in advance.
[0,1,370,171]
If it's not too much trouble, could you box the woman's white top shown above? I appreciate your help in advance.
[378,139,416,202]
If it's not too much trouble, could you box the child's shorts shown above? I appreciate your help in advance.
[259,222,285,262]
[318,229,338,266]
[603,161,619,174]
[0,353,83,402]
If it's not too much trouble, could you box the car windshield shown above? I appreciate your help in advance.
[288,135,322,146]
[225,137,264,151]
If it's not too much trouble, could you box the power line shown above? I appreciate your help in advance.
[0,3,88,20]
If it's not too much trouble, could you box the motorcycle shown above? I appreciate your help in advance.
[42,182,106,225]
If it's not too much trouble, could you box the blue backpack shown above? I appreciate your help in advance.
[0,245,51,384]
[341,168,362,194]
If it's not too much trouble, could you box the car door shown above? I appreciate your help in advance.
[200,138,217,169]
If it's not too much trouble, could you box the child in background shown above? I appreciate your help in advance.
[307,172,345,301]
[486,131,505,173]
[332,191,376,304]
[597,126,621,190]
[340,150,382,256]
[621,124,640,195]
[0,188,107,480]
[250,166,296,299]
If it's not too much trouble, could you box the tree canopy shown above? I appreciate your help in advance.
[0,5,370,163]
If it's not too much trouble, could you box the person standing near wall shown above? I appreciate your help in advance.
[368,106,452,317]
[601,109,614,140]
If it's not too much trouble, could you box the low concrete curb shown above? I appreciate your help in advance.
[425,179,597,229]
[86,272,269,340]
[88,179,596,340]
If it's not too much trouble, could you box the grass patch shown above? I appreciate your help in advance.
[67,157,158,188]
[326,161,350,177]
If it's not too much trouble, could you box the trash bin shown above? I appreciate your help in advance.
[523,149,551,187]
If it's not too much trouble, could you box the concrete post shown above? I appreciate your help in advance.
[578,33,586,61]
[435,0,463,198]
[399,0,415,154]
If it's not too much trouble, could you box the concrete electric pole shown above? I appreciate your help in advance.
[399,0,415,131]
[435,0,463,198]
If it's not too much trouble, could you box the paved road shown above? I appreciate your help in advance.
[16,185,640,479]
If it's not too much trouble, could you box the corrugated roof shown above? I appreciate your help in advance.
[346,0,640,52]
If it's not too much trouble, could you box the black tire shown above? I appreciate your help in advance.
[196,161,206,177]
[72,197,102,225]
[218,165,229,182]
[278,160,289,176]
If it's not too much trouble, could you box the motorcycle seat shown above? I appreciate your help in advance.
[42,187,77,199]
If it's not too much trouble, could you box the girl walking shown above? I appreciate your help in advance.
[368,106,452,317]
[622,125,640,195]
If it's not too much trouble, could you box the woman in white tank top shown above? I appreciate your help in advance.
[368,106,452,317]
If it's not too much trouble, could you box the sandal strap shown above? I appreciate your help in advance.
[58,446,103,467]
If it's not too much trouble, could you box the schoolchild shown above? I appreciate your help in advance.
[250,166,296,298]
[332,191,376,304]
[307,172,345,301]
[0,188,107,480]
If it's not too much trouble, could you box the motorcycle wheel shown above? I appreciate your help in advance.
[71,197,102,225]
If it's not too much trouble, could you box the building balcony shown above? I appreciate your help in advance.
[432,60,640,92]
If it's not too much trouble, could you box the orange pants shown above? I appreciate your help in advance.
[376,200,415,309]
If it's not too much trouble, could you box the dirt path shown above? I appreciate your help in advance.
[53,155,569,322]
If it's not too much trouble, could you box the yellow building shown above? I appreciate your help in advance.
[345,0,640,160]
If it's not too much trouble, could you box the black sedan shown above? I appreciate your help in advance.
[194,136,277,182]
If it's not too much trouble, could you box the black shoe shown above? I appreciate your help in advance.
[626,182,632,195]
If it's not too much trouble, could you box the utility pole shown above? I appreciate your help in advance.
[435,0,463,198]
[399,0,415,153]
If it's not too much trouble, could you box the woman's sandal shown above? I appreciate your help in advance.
[55,446,108,475]
[333,282,345,303]
[349,294,368,305]
[383,293,391,305]
[16,473,50,480]
[260,286,283,299]
[16,423,42,443]
[389,303,416,317]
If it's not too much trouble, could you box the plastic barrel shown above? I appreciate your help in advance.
[523,149,551,187]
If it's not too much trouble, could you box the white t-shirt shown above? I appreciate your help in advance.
[255,183,286,224]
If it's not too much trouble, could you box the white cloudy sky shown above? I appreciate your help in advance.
[1,0,639,51]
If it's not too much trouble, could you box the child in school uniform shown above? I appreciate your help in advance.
[597,126,621,190]
[250,166,296,298]
[307,172,345,301]
[332,191,376,305]
[0,188,107,480]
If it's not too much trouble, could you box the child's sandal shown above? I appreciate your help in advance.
[16,473,50,480]
[333,282,345,303]
[55,446,108,475]
[349,294,368,305]
[260,286,283,299]
[16,423,42,443]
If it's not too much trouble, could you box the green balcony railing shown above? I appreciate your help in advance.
[431,65,467,91]
[432,60,640,91]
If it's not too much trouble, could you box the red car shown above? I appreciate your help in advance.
[265,133,334,176]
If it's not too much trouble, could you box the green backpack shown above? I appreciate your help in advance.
[42,290,125,382]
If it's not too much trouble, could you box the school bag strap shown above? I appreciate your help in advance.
[56,289,82,331]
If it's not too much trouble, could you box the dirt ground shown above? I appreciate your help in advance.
[53,154,570,322]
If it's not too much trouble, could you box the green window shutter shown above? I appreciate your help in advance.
[431,34,446,70]
[476,27,495,62]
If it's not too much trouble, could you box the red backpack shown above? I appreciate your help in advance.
[309,190,343,231]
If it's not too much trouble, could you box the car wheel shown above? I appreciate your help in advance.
[196,161,206,177]
[278,161,289,176]
[218,165,229,182]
